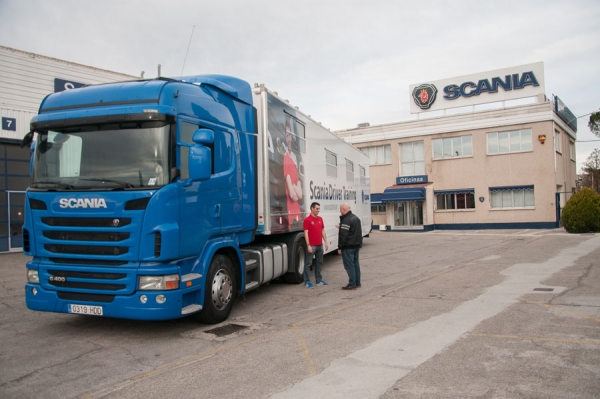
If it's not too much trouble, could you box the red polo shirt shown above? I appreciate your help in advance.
[303,214,325,246]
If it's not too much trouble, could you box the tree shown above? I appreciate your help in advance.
[589,111,600,137]
[581,148,600,193]
[561,188,600,233]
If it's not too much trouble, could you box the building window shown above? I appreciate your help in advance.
[570,141,575,161]
[371,204,386,213]
[490,186,535,209]
[360,145,391,165]
[555,129,561,153]
[359,165,367,185]
[326,150,337,178]
[487,129,532,154]
[400,141,424,175]
[432,135,473,160]
[346,159,354,182]
[435,190,475,210]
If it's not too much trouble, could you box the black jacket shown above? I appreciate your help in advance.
[338,211,363,249]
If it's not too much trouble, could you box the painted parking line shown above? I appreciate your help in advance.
[518,297,600,323]
[470,333,600,346]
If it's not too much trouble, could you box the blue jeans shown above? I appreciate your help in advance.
[341,247,361,287]
[304,244,324,284]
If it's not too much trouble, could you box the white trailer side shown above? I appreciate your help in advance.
[253,84,371,252]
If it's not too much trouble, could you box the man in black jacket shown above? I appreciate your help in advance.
[337,202,362,290]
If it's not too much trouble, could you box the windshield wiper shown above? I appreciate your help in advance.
[78,178,135,188]
[32,181,75,190]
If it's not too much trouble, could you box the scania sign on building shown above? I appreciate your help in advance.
[412,83,438,110]
[409,62,545,113]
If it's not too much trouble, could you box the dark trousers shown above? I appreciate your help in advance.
[341,247,361,287]
[304,244,324,284]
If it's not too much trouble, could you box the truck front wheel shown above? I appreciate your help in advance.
[197,254,236,324]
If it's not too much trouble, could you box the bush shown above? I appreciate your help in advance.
[561,188,600,233]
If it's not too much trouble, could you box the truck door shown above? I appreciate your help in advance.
[178,119,241,257]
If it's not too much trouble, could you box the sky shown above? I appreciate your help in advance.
[1,0,599,172]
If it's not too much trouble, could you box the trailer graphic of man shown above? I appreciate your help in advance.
[284,119,303,229]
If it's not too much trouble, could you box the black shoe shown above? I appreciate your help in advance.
[356,284,361,288]
[342,284,356,290]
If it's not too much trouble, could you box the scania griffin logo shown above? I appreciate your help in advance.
[412,83,438,110]
[59,198,108,209]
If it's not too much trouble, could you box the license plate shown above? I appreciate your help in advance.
[68,304,103,316]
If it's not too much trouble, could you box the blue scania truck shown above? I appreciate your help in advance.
[22,75,371,323]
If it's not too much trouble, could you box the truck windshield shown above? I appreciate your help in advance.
[31,122,170,190]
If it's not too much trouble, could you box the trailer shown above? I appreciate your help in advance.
[22,75,371,323]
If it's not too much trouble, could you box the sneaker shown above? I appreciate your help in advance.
[356,284,361,288]
[305,281,314,289]
[342,284,356,290]
[316,280,328,286]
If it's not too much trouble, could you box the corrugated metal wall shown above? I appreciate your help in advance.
[0,108,36,141]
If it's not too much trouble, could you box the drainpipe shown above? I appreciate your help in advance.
[552,121,557,174]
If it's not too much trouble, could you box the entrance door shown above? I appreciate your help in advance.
[393,201,423,228]
[8,191,25,251]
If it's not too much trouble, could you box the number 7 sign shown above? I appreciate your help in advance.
[2,117,16,131]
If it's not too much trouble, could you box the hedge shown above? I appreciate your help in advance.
[562,188,600,233]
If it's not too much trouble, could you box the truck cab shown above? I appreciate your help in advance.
[23,75,257,323]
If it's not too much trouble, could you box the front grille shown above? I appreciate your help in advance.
[49,258,128,266]
[43,231,130,242]
[57,291,115,303]
[42,217,131,228]
[50,281,126,290]
[48,269,129,292]
[39,215,135,264]
[45,244,128,256]
[49,270,126,279]
[38,213,140,296]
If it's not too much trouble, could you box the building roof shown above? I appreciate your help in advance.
[336,99,576,144]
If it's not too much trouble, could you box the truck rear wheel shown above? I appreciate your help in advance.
[283,232,306,284]
[197,254,236,324]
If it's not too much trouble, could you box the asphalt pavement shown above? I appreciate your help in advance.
[1,229,599,399]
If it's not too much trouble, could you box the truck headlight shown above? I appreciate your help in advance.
[138,274,179,290]
[27,269,39,284]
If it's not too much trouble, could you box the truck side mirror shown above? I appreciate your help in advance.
[192,128,214,145]
[187,145,211,182]
[21,131,34,148]
[184,128,214,183]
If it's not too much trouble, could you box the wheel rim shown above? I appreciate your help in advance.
[211,269,233,311]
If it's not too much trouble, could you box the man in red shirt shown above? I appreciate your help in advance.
[303,202,329,288]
